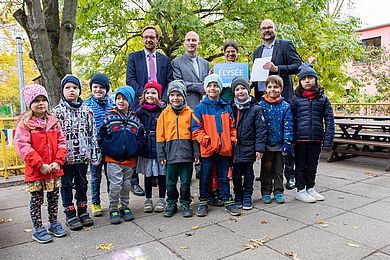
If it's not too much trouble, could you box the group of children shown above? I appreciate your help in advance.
[14,62,334,244]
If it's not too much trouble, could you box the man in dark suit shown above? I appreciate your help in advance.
[125,26,173,196]
[126,26,173,110]
[253,19,302,103]
[253,19,302,190]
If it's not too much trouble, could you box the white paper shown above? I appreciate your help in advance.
[250,57,272,82]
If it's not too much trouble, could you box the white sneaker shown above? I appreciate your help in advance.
[307,188,324,201]
[295,190,316,203]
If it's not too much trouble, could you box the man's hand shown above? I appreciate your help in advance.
[263,62,278,73]
[40,164,51,175]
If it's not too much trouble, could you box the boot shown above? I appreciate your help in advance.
[64,205,83,231]
[181,201,192,218]
[77,203,94,227]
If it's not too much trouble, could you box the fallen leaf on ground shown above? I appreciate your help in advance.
[346,243,360,248]
[315,220,326,224]
[285,251,299,260]
[84,227,92,231]
[339,196,345,199]
[179,246,188,250]
[192,225,200,229]
[243,238,267,249]
[96,243,114,250]
[24,229,33,232]
[365,172,379,177]
[260,220,268,224]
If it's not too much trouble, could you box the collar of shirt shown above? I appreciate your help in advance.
[262,39,276,49]
[144,49,156,58]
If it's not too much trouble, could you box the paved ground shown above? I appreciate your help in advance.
[1,152,390,260]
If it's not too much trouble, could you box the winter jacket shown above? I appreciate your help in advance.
[84,95,114,132]
[136,105,164,159]
[156,105,199,164]
[14,114,66,182]
[290,92,334,147]
[259,97,294,149]
[192,96,237,158]
[231,97,266,163]
[51,99,101,165]
[99,107,144,165]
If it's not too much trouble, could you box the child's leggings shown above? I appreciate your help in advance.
[30,189,59,229]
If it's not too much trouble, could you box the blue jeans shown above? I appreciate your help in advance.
[61,163,88,208]
[232,162,254,201]
[90,162,109,205]
[200,155,231,202]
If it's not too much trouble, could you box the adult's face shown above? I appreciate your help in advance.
[142,29,158,52]
[224,46,237,63]
[184,32,200,56]
[260,20,276,43]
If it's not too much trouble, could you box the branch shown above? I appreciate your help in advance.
[204,52,224,62]
[13,8,29,32]
[132,0,146,12]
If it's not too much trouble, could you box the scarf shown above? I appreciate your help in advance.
[93,96,109,108]
[63,97,83,108]
[302,90,317,100]
[141,103,158,111]
[233,96,251,110]
[263,94,281,104]
[171,101,186,114]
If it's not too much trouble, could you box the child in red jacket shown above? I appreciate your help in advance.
[14,84,67,244]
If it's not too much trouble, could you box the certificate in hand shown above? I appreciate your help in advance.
[250,57,272,82]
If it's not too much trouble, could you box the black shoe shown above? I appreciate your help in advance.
[285,178,296,190]
[225,202,241,216]
[120,207,134,221]
[109,210,121,224]
[207,197,224,207]
[130,184,145,196]
[64,206,83,231]
[181,203,192,218]
[164,204,178,218]
[77,204,94,227]
[255,176,261,181]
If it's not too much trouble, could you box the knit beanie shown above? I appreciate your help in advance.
[89,73,110,92]
[115,85,135,104]
[61,74,82,95]
[167,80,187,100]
[231,76,250,93]
[298,62,318,81]
[22,84,49,108]
[203,74,223,92]
[144,80,163,99]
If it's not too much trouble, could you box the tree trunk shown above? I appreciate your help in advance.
[13,0,77,109]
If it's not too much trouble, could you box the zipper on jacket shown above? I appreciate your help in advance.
[176,113,179,139]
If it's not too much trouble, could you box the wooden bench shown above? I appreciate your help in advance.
[327,137,390,171]
[334,131,390,141]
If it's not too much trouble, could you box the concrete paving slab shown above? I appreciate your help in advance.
[322,169,372,182]
[0,207,32,226]
[361,175,390,188]
[224,246,290,259]
[265,200,345,225]
[70,221,155,258]
[91,241,180,260]
[0,221,38,248]
[351,201,390,223]
[325,212,390,249]
[321,190,376,210]
[336,182,390,199]
[315,174,355,189]
[382,245,390,255]
[266,226,374,260]
[161,224,248,260]
[363,251,390,260]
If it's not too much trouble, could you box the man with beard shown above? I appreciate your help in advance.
[126,26,173,196]
[253,19,302,190]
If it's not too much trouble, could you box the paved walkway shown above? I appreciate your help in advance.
[1,152,390,260]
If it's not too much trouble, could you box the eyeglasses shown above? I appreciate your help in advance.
[260,26,274,31]
[143,36,156,40]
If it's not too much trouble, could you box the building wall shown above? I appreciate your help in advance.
[357,24,390,47]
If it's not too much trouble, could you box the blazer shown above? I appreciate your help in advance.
[126,50,173,108]
[253,39,302,102]
[171,54,210,110]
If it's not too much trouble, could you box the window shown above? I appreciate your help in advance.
[362,36,381,49]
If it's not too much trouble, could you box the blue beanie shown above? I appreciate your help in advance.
[298,62,318,81]
[115,85,135,104]
[204,74,223,92]
[89,73,110,92]
[61,74,82,95]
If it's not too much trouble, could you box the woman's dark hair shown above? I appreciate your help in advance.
[223,41,238,52]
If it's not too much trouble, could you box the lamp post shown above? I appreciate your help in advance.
[16,36,26,113]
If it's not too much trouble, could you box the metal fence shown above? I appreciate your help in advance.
[332,103,390,116]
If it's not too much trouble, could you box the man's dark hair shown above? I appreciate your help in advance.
[141,26,159,39]
[223,41,238,52]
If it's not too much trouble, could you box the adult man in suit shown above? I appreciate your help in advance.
[126,26,173,110]
[171,31,210,110]
[125,26,173,196]
[253,19,302,190]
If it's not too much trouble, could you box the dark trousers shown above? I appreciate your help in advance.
[233,162,254,200]
[61,163,88,208]
[145,175,166,199]
[200,155,231,202]
[284,151,296,180]
[260,149,284,195]
[294,142,322,191]
[166,162,193,204]
[130,169,140,186]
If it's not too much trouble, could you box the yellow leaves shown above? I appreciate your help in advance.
[285,251,299,259]
[346,243,360,248]
[185,225,200,236]
[84,227,92,231]
[0,218,13,224]
[96,243,114,251]
[179,246,189,250]
[243,238,267,250]
[24,229,33,232]
[315,220,328,228]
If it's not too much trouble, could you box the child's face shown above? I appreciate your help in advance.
[300,76,316,91]
[30,96,48,116]
[63,82,80,102]
[266,81,282,99]
[169,92,184,107]
[206,82,220,100]
[144,88,159,105]
[91,83,107,99]
[116,93,129,113]
[234,84,249,102]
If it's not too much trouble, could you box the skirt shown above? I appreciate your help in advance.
[26,177,61,192]
[136,157,166,177]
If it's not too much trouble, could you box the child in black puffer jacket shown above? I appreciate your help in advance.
[290,63,334,203]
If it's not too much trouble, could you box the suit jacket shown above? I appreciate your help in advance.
[253,39,301,102]
[126,50,173,108]
[171,54,210,110]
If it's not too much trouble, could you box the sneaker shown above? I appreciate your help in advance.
[196,204,208,217]
[225,202,241,216]
[307,188,324,201]
[64,206,83,231]
[91,203,102,217]
[78,204,94,227]
[109,210,121,224]
[295,190,316,203]
[242,198,253,210]
[181,203,192,218]
[164,203,178,218]
[235,198,243,209]
[130,184,145,196]
[285,178,296,190]
[144,199,154,213]
[120,207,134,221]
[154,198,167,212]
[274,194,285,204]
[48,222,66,238]
[207,197,224,207]
[32,227,53,244]
[262,194,272,204]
